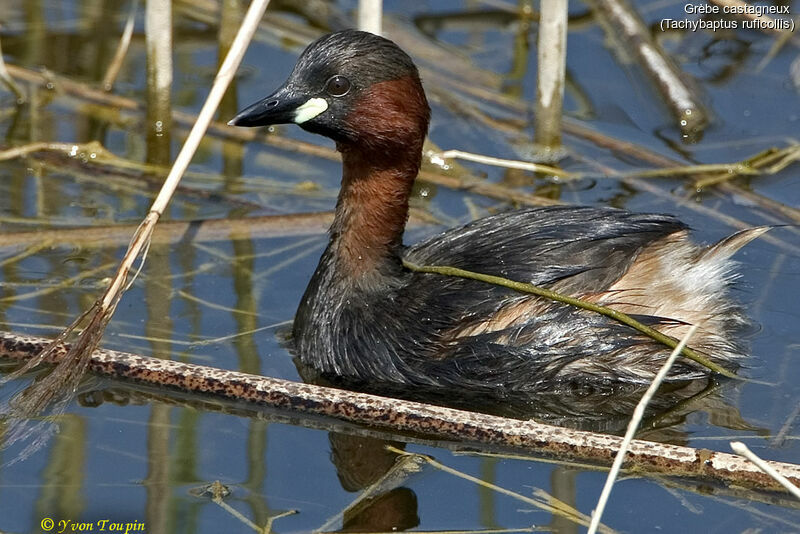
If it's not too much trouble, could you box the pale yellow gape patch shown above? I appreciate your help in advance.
[294,97,329,124]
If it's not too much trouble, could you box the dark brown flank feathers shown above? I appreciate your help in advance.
[230,30,763,403]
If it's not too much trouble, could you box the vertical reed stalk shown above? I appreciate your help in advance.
[358,0,383,35]
[0,0,274,457]
[218,0,245,192]
[587,325,699,534]
[0,37,25,103]
[102,0,139,91]
[534,0,568,149]
[145,0,173,165]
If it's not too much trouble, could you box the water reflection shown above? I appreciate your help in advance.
[326,434,419,532]
[59,360,764,533]
[297,353,758,440]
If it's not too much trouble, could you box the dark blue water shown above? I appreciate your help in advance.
[0,1,799,532]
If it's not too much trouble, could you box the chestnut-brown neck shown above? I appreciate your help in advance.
[324,75,429,286]
[328,147,419,283]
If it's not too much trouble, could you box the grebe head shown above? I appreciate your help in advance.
[229,30,431,153]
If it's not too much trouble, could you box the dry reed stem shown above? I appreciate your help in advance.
[2,64,559,208]
[0,262,116,304]
[0,142,86,161]
[358,0,383,35]
[1,331,799,493]
[203,482,299,533]
[534,0,568,148]
[437,150,573,178]
[0,140,285,211]
[102,0,139,91]
[755,23,797,71]
[2,33,792,224]
[583,157,800,254]
[388,446,611,533]
[435,147,800,196]
[145,0,172,165]
[262,510,298,534]
[693,145,800,189]
[206,480,263,533]
[588,325,698,534]
[175,0,321,48]
[716,182,800,225]
[13,374,800,513]
[316,453,425,532]
[0,241,52,268]
[0,210,442,249]
[382,17,503,90]
[771,402,800,447]
[730,442,800,500]
[427,86,799,229]
[177,0,503,90]
[0,0,274,444]
[587,0,709,137]
[0,35,25,103]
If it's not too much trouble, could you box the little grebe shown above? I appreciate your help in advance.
[230,30,765,397]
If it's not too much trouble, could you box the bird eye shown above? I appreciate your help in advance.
[325,75,351,97]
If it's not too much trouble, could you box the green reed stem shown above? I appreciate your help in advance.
[402,260,737,379]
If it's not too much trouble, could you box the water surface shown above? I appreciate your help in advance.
[1,1,799,532]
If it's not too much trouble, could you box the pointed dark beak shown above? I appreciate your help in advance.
[227,86,308,127]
